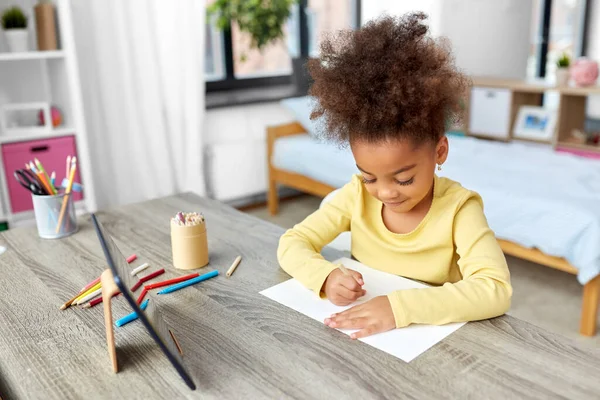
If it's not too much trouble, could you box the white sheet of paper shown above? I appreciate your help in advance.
[260,257,466,362]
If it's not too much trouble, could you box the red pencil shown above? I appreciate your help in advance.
[82,291,121,308]
[137,288,148,304]
[144,273,200,290]
[80,276,101,293]
[131,268,165,291]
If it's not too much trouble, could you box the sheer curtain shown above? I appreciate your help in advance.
[71,0,205,210]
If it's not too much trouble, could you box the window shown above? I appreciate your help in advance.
[205,18,226,82]
[527,0,589,78]
[232,20,294,78]
[206,0,361,92]
[307,0,358,56]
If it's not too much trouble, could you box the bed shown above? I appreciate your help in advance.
[267,101,600,336]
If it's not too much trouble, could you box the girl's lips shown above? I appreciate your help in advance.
[383,199,407,207]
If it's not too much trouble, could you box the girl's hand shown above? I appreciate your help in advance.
[324,295,396,339]
[323,268,366,306]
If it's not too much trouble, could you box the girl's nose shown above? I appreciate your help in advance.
[378,185,400,200]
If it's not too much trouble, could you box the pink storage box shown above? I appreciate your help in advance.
[2,136,83,213]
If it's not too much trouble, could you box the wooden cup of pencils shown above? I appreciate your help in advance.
[170,212,209,270]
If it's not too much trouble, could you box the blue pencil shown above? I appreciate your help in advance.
[157,270,219,295]
[115,299,149,327]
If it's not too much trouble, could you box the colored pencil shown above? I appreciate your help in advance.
[50,171,56,187]
[72,281,101,304]
[115,299,149,327]
[75,288,102,305]
[82,291,121,309]
[157,270,218,295]
[131,268,165,292]
[144,273,200,290]
[60,281,101,310]
[55,157,77,233]
[126,254,137,264]
[169,330,183,356]
[130,262,149,276]
[226,255,242,277]
[66,155,71,181]
[80,276,101,293]
[35,158,56,194]
[29,162,52,195]
[136,287,148,305]
[60,293,83,310]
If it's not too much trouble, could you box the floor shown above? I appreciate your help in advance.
[246,195,600,347]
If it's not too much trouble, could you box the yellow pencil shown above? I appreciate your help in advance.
[72,282,101,305]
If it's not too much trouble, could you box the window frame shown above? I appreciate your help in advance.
[534,0,590,78]
[206,0,361,93]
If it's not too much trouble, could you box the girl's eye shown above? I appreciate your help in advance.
[395,177,414,186]
[361,176,376,184]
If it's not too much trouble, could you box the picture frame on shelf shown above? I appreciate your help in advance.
[513,106,557,142]
[0,102,51,136]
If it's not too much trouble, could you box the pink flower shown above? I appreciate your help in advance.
[571,58,599,86]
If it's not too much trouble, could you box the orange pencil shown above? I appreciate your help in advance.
[29,162,53,195]
[55,157,77,233]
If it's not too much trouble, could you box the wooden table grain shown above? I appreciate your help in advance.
[1,193,599,400]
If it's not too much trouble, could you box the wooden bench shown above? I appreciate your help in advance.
[267,122,600,336]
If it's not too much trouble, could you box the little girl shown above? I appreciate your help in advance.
[277,13,512,339]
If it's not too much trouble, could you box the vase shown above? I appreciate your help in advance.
[555,68,570,86]
[35,2,58,51]
[4,29,28,52]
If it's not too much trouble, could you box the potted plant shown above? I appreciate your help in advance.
[555,52,570,86]
[1,6,28,53]
[207,0,311,92]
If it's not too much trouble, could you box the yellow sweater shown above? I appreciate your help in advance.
[277,174,512,328]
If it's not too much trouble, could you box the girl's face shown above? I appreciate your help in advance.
[350,136,448,214]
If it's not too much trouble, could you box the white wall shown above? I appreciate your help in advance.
[204,103,297,201]
[361,0,442,36]
[362,0,533,79]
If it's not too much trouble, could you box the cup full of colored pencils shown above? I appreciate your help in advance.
[19,156,80,239]
[170,211,209,270]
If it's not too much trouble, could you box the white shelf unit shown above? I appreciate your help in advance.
[0,0,95,226]
[0,50,65,61]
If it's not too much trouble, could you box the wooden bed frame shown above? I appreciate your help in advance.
[267,122,600,336]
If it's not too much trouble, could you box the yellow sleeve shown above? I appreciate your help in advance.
[387,196,512,327]
[277,176,360,295]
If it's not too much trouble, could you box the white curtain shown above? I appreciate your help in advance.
[71,0,205,210]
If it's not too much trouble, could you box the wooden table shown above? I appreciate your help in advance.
[1,194,599,399]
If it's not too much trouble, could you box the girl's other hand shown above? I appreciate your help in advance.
[324,296,396,339]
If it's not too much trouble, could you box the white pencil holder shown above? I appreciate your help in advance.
[32,193,77,239]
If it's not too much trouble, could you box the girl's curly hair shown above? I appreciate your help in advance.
[308,12,469,145]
